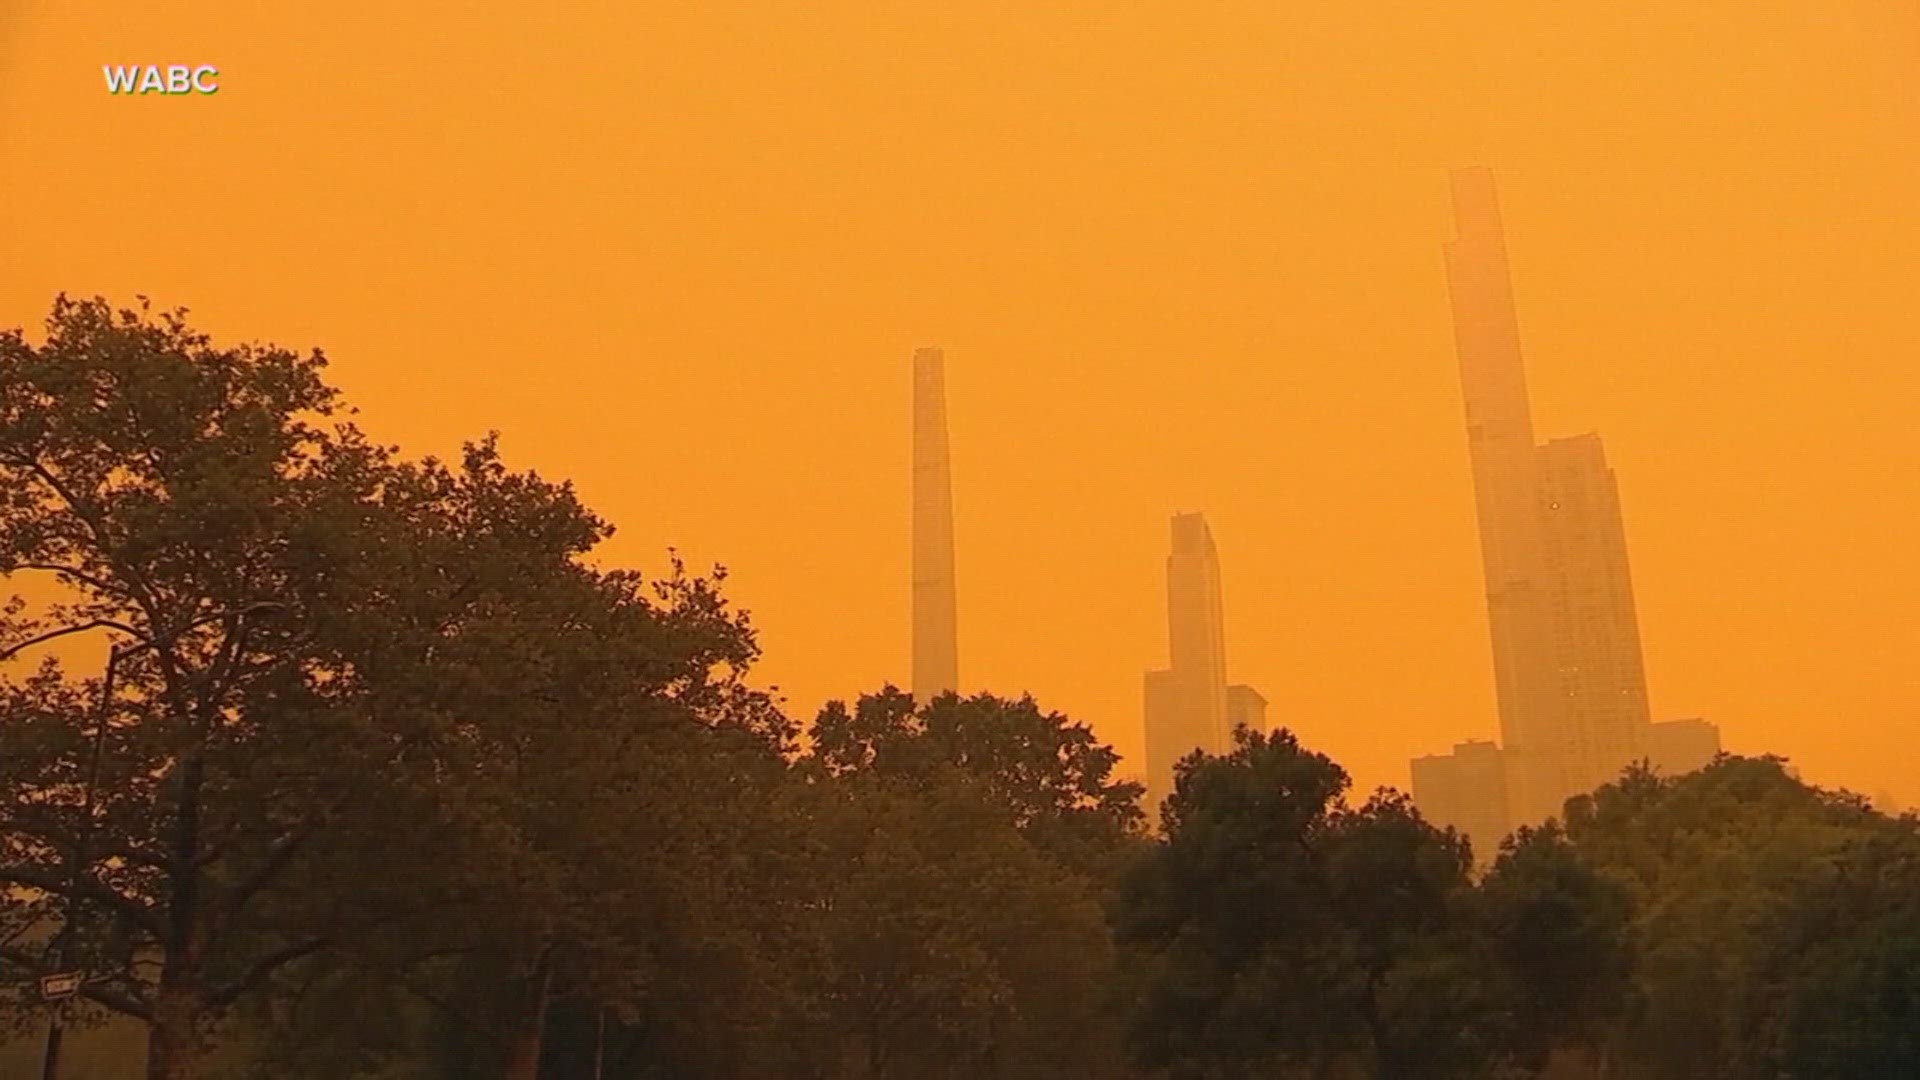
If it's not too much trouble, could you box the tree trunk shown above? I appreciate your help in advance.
[503,959,554,1080]
[146,753,206,1080]
[145,982,202,1080]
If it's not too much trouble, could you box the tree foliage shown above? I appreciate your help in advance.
[1560,756,1920,1079]
[799,688,1142,1079]
[0,297,792,1079]
[1114,728,1486,1080]
[808,686,1146,875]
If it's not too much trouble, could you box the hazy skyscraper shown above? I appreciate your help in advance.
[911,346,959,703]
[1416,169,1709,843]
[1444,165,1562,758]
[1531,432,1654,800]
[1166,513,1230,739]
[1144,513,1237,819]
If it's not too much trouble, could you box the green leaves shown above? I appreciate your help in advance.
[0,297,794,1077]
[1559,757,1920,1080]
[787,771,1123,1080]
[1116,728,1486,1080]
[808,687,1146,883]
[797,690,1140,1079]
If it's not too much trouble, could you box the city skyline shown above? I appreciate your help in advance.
[897,171,1724,829]
[4,5,1917,1074]
[4,3,1914,809]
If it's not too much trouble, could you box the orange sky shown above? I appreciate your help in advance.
[2,2,1915,806]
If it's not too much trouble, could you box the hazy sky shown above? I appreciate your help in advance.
[3,2,1915,805]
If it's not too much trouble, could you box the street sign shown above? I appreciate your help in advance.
[39,972,81,1001]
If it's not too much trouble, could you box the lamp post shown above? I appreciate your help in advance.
[593,1005,606,1080]
[36,636,160,1080]
[39,641,129,1080]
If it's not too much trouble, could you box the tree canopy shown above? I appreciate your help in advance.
[0,297,792,1080]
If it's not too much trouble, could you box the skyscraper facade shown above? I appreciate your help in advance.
[1525,432,1655,815]
[1415,169,1716,847]
[911,346,959,703]
[1144,513,1252,820]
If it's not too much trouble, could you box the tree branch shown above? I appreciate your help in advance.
[0,864,161,935]
[0,944,153,1020]
[202,936,329,1015]
[214,824,314,933]
[0,618,149,663]
[88,839,171,873]
[10,457,163,617]
[402,944,483,966]
[0,806,169,872]
[5,563,128,601]
[193,612,249,721]
[5,456,192,732]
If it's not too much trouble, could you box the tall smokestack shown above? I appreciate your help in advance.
[911,346,959,702]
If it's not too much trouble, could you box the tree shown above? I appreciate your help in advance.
[0,296,788,1079]
[1771,816,1920,1078]
[1474,824,1633,1077]
[792,770,1124,1080]
[807,687,1146,878]
[0,295,400,1078]
[1560,755,1913,1079]
[1322,791,1482,1080]
[799,690,1142,1079]
[1115,728,1487,1080]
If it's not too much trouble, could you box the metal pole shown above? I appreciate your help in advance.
[41,644,121,1080]
[39,1021,63,1080]
[593,1006,606,1080]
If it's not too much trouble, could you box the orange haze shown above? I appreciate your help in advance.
[2,3,1916,806]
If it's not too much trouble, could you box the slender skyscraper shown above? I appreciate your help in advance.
[911,346,959,703]
[1165,513,1229,747]
[1417,168,1688,838]
[1444,166,1562,759]
[1144,512,1236,819]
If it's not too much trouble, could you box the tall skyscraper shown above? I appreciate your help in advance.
[1444,166,1562,759]
[911,346,960,703]
[1144,513,1249,820]
[1165,513,1229,743]
[1415,169,1715,848]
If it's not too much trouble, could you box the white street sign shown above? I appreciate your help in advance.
[39,972,81,1000]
